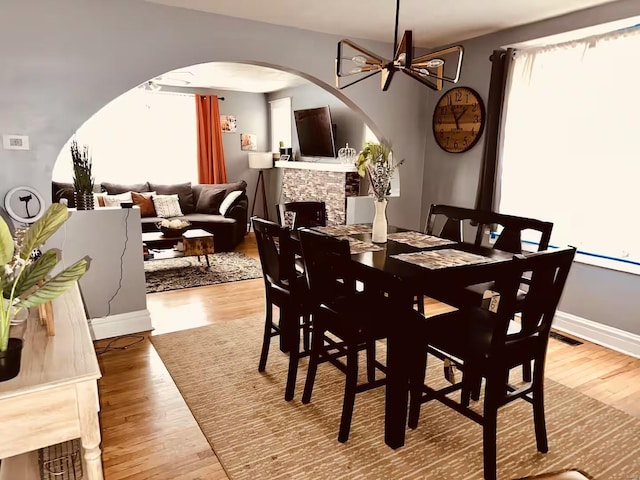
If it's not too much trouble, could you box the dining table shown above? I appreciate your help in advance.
[305,223,516,449]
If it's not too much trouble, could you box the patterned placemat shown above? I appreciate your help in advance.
[387,231,455,248]
[312,224,372,236]
[338,236,384,254]
[391,248,493,270]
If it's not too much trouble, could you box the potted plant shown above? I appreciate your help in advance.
[356,139,404,243]
[0,204,89,381]
[71,139,95,210]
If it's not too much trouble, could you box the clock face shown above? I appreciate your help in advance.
[433,87,485,154]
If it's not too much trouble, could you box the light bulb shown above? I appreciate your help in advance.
[350,67,363,74]
[417,69,430,77]
[424,58,445,68]
[396,53,406,65]
[352,55,367,65]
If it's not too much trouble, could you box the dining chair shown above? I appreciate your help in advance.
[276,201,327,230]
[407,246,576,480]
[298,228,409,442]
[252,216,312,401]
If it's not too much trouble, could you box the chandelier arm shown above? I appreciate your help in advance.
[401,69,441,91]
[393,0,401,55]
[340,39,388,64]
[412,45,464,65]
[405,67,460,84]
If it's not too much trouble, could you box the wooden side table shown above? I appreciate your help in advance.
[182,229,214,266]
[0,284,103,479]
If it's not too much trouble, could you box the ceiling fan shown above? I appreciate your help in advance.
[335,0,464,91]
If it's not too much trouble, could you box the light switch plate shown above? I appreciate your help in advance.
[2,134,30,150]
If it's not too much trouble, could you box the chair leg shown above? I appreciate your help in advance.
[531,362,549,453]
[338,346,359,443]
[461,368,481,407]
[482,376,500,480]
[408,350,428,429]
[302,315,311,353]
[284,312,300,402]
[366,338,376,383]
[258,300,273,372]
[302,321,324,404]
[522,361,532,382]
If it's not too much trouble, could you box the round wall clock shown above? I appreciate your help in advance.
[4,186,45,223]
[432,86,486,154]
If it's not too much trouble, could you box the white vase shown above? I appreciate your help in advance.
[372,199,388,243]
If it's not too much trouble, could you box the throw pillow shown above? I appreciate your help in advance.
[195,187,226,214]
[148,182,195,214]
[131,191,157,217]
[219,190,243,216]
[93,193,107,207]
[152,194,183,218]
[103,191,133,207]
[102,182,150,194]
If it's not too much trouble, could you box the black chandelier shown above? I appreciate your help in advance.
[335,0,463,91]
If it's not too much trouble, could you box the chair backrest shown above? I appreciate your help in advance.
[277,201,327,230]
[425,204,482,243]
[472,210,553,254]
[252,216,297,291]
[298,229,353,304]
[490,246,576,355]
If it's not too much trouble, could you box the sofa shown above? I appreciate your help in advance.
[52,180,248,252]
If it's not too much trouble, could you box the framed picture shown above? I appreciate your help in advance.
[240,133,257,151]
[279,154,291,161]
[220,115,237,133]
[4,186,45,223]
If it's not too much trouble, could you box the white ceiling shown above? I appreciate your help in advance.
[146,0,619,93]
[154,63,309,93]
[145,0,617,47]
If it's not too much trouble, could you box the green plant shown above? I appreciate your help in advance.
[279,140,285,149]
[70,139,94,194]
[356,139,404,201]
[0,204,89,351]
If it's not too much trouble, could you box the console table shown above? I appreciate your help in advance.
[0,284,103,479]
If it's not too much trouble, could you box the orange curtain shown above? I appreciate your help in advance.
[196,95,228,184]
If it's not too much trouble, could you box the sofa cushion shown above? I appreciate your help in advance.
[149,182,195,214]
[195,187,226,214]
[102,181,150,194]
[103,192,133,207]
[183,213,236,224]
[131,191,156,217]
[52,181,76,207]
[219,190,244,216]
[153,194,183,218]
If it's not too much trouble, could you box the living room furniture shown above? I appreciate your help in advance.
[142,228,214,266]
[53,180,248,251]
[407,247,576,480]
[276,201,327,229]
[0,284,103,479]
[252,217,312,401]
[248,152,273,222]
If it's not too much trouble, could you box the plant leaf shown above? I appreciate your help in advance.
[0,217,14,266]
[14,258,88,309]
[12,250,58,297]
[20,204,68,259]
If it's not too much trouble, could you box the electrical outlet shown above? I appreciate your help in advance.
[2,134,30,150]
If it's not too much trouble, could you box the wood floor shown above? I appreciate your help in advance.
[95,234,640,479]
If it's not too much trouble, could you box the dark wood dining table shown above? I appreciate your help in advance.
[306,224,516,449]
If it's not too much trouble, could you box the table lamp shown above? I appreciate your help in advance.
[248,152,273,223]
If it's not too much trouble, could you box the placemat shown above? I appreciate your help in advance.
[312,224,372,236]
[391,248,493,269]
[339,236,385,254]
[387,231,455,248]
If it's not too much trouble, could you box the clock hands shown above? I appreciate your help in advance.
[452,107,467,130]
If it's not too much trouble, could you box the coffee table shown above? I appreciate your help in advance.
[142,228,214,266]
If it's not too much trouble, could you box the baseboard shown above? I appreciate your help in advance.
[88,309,153,340]
[553,310,640,358]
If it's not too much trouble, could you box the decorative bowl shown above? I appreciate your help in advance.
[156,221,191,237]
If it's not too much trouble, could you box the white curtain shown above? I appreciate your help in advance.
[53,88,198,185]
[499,27,640,264]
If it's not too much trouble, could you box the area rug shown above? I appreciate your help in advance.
[151,318,640,479]
[144,252,262,293]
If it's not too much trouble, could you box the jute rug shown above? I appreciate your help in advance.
[151,318,640,479]
[144,252,262,293]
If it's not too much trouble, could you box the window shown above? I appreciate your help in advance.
[54,88,197,184]
[499,26,640,274]
[269,97,292,153]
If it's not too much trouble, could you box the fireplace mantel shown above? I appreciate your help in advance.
[275,160,357,173]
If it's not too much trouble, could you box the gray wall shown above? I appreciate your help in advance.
[420,0,640,335]
[0,0,427,233]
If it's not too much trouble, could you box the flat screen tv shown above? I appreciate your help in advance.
[294,106,337,158]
